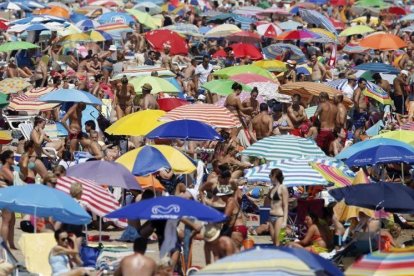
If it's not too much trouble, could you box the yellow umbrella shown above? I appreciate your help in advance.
[310,28,337,40]
[205,24,242,38]
[373,130,414,146]
[252,60,287,72]
[105,110,165,136]
[116,145,196,174]
[125,9,161,30]
[59,33,91,43]
[0,130,12,144]
[351,16,379,25]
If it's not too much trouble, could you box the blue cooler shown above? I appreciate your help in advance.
[259,207,270,225]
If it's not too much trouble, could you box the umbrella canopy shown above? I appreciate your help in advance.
[277,29,320,40]
[0,130,11,145]
[0,41,38,52]
[400,13,414,22]
[346,252,414,276]
[33,6,70,18]
[0,77,30,94]
[96,11,135,25]
[161,104,242,128]
[359,33,407,50]
[227,31,261,44]
[257,8,289,16]
[205,24,242,38]
[355,0,389,8]
[75,19,100,31]
[8,87,58,113]
[229,73,274,84]
[146,119,222,141]
[339,25,374,37]
[244,157,350,187]
[241,135,326,161]
[145,29,188,56]
[162,23,202,37]
[329,182,414,213]
[106,196,226,222]
[198,246,343,275]
[299,9,337,34]
[401,122,414,131]
[374,130,414,146]
[126,9,161,29]
[213,65,274,80]
[157,98,188,112]
[105,110,165,136]
[310,162,355,187]
[134,2,162,15]
[116,145,196,175]
[343,43,368,54]
[212,43,263,60]
[263,43,306,61]
[354,63,400,74]
[129,76,180,94]
[0,185,91,225]
[39,89,102,105]
[202,80,252,95]
[66,161,141,190]
[278,20,303,30]
[96,23,133,40]
[256,23,282,38]
[253,60,287,72]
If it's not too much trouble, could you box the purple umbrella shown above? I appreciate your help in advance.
[66,161,141,190]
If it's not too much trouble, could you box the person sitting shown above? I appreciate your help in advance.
[31,117,64,158]
[78,133,104,160]
[203,224,238,265]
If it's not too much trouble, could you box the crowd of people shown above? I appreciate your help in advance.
[0,0,414,275]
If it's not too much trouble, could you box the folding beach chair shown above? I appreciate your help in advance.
[3,114,34,138]
[18,123,58,161]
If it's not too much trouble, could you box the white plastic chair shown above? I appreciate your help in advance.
[18,123,58,160]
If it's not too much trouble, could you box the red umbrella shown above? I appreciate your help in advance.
[276,30,319,40]
[157,98,189,112]
[145,30,189,56]
[330,0,346,5]
[0,21,7,31]
[212,43,263,60]
[329,18,345,30]
[388,6,407,16]
[227,30,261,44]
[230,73,274,84]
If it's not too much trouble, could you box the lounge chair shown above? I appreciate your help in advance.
[18,123,58,161]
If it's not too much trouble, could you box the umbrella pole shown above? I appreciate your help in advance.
[34,207,37,234]
[99,217,102,243]
[401,163,405,184]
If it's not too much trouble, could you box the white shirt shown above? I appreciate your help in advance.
[195,63,213,87]
[342,83,354,99]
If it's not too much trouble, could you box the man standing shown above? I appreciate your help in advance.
[335,94,347,130]
[60,103,86,154]
[393,70,409,114]
[287,94,308,137]
[342,75,356,100]
[160,46,173,70]
[353,78,369,129]
[250,103,273,142]
[310,54,326,82]
[194,55,213,93]
[139,83,159,110]
[314,92,338,154]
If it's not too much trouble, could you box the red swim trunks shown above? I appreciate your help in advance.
[316,129,335,154]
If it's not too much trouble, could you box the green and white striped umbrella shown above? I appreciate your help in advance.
[241,135,325,161]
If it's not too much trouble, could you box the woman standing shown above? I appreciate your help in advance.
[268,168,289,246]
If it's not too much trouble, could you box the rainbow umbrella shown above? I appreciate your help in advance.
[277,29,320,40]
[105,110,165,136]
[129,76,180,94]
[310,162,355,188]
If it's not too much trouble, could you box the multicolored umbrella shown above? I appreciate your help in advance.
[130,76,180,94]
[75,19,100,31]
[374,130,414,146]
[241,135,326,161]
[257,7,289,16]
[299,9,337,34]
[263,43,306,61]
[202,80,252,95]
[233,6,264,16]
[157,98,189,112]
[212,43,263,60]
[0,41,38,52]
[105,110,165,136]
[227,31,261,44]
[339,25,375,37]
[360,33,407,50]
[96,11,135,25]
[8,87,58,113]
[145,29,188,56]
[134,2,162,15]
[213,65,274,80]
[125,9,160,29]
[0,78,31,94]
[162,104,241,128]
[96,23,133,40]
[204,24,242,38]
[0,130,12,145]
[310,162,355,188]
[277,29,320,40]
[244,157,348,187]
[256,23,282,38]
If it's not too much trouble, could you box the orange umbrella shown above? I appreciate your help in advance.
[135,175,165,191]
[33,6,70,19]
[359,33,407,50]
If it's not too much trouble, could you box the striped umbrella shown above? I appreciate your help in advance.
[96,23,133,40]
[244,157,346,187]
[346,252,414,276]
[263,43,306,61]
[205,24,242,38]
[343,43,368,54]
[310,162,355,187]
[8,87,59,113]
[354,63,400,74]
[401,122,414,131]
[233,6,264,16]
[56,176,126,228]
[299,9,337,35]
[163,23,202,37]
[161,104,241,128]
[256,23,282,38]
[241,135,325,161]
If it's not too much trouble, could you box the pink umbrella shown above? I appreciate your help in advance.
[216,92,265,107]
[230,73,274,84]
[257,8,289,16]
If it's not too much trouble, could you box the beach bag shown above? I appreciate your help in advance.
[80,245,102,267]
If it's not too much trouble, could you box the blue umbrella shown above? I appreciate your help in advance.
[132,146,172,176]
[200,26,212,34]
[337,138,414,160]
[106,196,227,222]
[12,0,46,9]
[97,12,136,25]
[278,20,303,31]
[70,12,88,23]
[146,120,222,141]
[96,30,113,41]
[39,89,103,105]
[263,43,306,61]
[329,182,414,213]
[299,9,337,34]
[354,63,400,74]
[0,185,91,224]
[76,19,100,31]
[25,23,48,32]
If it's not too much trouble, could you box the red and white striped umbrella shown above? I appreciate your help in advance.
[56,176,126,228]
[162,103,241,128]
[8,87,59,114]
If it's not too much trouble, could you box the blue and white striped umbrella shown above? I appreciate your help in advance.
[343,43,367,54]
[75,19,100,32]
[163,23,202,37]
[244,157,351,187]
[299,9,337,35]
[263,43,306,61]
[241,135,325,161]
[278,20,303,31]
[354,62,400,74]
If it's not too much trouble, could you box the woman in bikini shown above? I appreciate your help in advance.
[19,141,47,183]
[114,76,135,119]
[268,168,289,246]
[87,54,101,75]
[31,117,64,158]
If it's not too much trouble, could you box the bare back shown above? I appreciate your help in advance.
[319,102,337,129]
[118,254,156,276]
[251,113,273,140]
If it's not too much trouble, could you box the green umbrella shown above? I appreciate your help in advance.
[0,41,39,52]
[213,65,274,80]
[125,9,160,30]
[339,25,375,37]
[355,0,389,8]
[0,93,9,109]
[202,80,252,96]
[360,71,375,82]
[130,76,180,94]
[258,1,271,8]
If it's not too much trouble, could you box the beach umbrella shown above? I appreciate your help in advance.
[278,20,303,30]
[88,30,113,42]
[0,2,29,11]
[0,21,7,31]
[0,77,30,94]
[299,9,337,34]
[0,185,91,225]
[233,6,264,16]
[256,23,283,38]
[277,29,320,40]
[47,1,70,10]
[146,119,222,141]
[388,6,407,15]
[227,31,261,44]
[310,162,355,188]
[157,98,188,112]
[0,130,12,145]
[355,0,389,8]
[202,80,252,95]
[212,43,263,60]
[339,25,374,37]
[134,2,162,15]
[125,9,160,30]
[198,247,343,276]
[106,196,226,222]
[130,76,180,94]
[117,145,196,175]
[400,13,414,22]
[0,93,8,109]
[216,92,266,108]
[39,89,102,105]
[229,73,274,84]
[8,87,58,113]
[401,25,414,33]
[343,43,367,54]
[346,252,414,276]
[247,82,287,101]
[205,24,242,38]
[351,16,379,25]
[244,157,350,187]
[56,176,125,228]
[75,19,100,31]
[257,8,290,16]
[329,182,414,213]
[0,41,38,52]
[96,23,133,40]
[373,130,414,146]
[34,6,70,18]
[263,43,306,61]
[253,60,286,72]
[145,30,188,56]
[359,33,407,50]
[13,0,46,9]
[354,62,400,74]
[58,33,92,43]
[105,110,165,136]
[213,65,274,80]
[66,161,141,190]
[241,135,326,161]
[163,23,202,37]
[96,11,135,25]
[162,104,241,128]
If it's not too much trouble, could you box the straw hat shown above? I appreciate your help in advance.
[141,83,152,91]
[203,224,221,242]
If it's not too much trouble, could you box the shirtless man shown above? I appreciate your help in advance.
[139,83,159,110]
[60,103,86,154]
[310,54,326,82]
[334,94,347,130]
[224,83,253,128]
[314,92,338,154]
[115,237,156,276]
[372,73,391,96]
[393,70,409,114]
[79,133,104,160]
[287,94,307,137]
[242,88,259,118]
[183,59,197,97]
[353,78,369,129]
[114,76,135,119]
[250,103,273,141]
[161,46,173,70]
[203,224,238,265]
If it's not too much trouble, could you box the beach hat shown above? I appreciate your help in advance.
[142,83,152,91]
[216,185,234,197]
[286,60,297,67]
[347,74,357,80]
[203,224,221,242]
[401,70,409,76]
[109,45,117,51]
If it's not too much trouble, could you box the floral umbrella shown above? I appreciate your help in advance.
[0,77,31,94]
